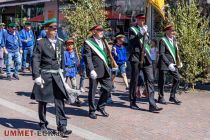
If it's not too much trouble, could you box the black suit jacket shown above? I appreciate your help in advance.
[158,36,178,71]
[128,25,152,66]
[83,37,111,79]
[31,37,68,103]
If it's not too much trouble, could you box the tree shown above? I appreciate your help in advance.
[167,0,210,90]
[63,0,107,54]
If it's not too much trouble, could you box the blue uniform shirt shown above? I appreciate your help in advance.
[19,29,35,49]
[64,50,78,78]
[0,30,3,48]
[112,44,128,65]
[80,47,85,67]
[38,30,46,39]
[2,30,22,53]
[0,29,7,48]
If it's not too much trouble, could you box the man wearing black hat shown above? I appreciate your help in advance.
[31,18,72,137]
[19,22,35,73]
[158,23,182,105]
[128,14,163,112]
[84,25,112,119]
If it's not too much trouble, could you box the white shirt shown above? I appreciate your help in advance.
[48,38,57,50]
[94,36,104,50]
[166,35,174,45]
[138,25,148,35]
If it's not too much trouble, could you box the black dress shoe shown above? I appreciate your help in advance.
[97,109,109,117]
[74,98,82,107]
[89,112,97,119]
[13,74,19,80]
[130,103,140,110]
[57,126,72,137]
[149,105,163,112]
[58,129,72,137]
[40,125,48,133]
[169,97,182,105]
[158,97,167,104]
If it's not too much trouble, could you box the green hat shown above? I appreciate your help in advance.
[107,39,113,44]
[116,34,125,39]
[25,22,32,25]
[43,18,57,26]
[8,23,17,28]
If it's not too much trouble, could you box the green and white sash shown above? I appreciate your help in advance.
[161,37,176,63]
[130,26,151,57]
[85,39,108,67]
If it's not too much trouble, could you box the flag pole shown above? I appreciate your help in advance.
[140,2,149,68]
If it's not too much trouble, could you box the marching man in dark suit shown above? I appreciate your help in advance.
[158,23,182,105]
[84,25,112,119]
[128,14,163,112]
[31,18,72,137]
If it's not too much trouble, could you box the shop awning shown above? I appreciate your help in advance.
[27,13,64,22]
[106,9,130,20]
[0,0,51,7]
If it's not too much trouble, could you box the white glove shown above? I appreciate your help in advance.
[168,63,176,72]
[142,25,148,34]
[178,62,183,68]
[90,70,97,79]
[35,76,45,88]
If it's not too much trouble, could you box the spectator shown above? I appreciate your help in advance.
[19,22,35,72]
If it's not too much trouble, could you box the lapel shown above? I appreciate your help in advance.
[45,38,56,57]
[90,37,107,54]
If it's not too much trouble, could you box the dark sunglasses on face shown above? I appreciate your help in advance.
[48,26,57,29]
[96,29,104,32]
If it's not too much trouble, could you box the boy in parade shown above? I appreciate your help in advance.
[111,34,129,90]
[64,39,82,106]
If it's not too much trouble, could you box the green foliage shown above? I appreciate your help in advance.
[168,0,210,89]
[63,0,107,53]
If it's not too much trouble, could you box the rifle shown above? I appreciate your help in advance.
[139,3,149,68]
[84,0,118,69]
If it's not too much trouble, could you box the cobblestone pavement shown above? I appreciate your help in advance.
[0,72,210,140]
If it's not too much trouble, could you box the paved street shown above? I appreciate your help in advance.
[0,72,210,140]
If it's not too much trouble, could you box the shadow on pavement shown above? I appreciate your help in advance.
[15,91,32,97]
[0,118,39,130]
[47,106,89,118]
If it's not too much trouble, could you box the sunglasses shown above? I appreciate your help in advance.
[48,26,57,29]
[96,29,104,32]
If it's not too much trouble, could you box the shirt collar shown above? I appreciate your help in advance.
[93,36,102,42]
[166,35,173,41]
[48,38,57,44]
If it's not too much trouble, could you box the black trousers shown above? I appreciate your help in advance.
[158,68,180,98]
[38,79,67,130]
[129,62,156,107]
[88,77,112,112]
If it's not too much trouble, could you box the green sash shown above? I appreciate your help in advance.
[85,39,108,66]
[130,26,151,56]
[162,37,176,63]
